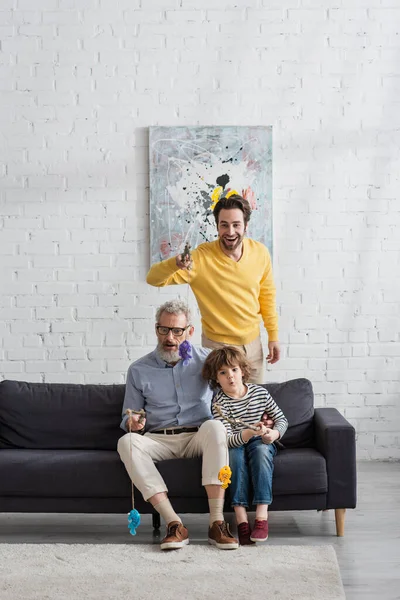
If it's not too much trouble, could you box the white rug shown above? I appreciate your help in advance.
[0,543,345,600]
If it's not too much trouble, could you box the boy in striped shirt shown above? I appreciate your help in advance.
[202,346,288,546]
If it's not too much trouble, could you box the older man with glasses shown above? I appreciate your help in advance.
[117,299,238,551]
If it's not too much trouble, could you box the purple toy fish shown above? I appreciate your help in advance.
[179,340,193,365]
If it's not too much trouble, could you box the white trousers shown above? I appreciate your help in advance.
[117,420,228,502]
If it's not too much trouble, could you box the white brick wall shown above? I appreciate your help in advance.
[1,0,399,460]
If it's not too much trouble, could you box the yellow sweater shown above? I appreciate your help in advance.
[146,239,278,346]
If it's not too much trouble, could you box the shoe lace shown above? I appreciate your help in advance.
[167,523,180,536]
[219,521,231,535]
[254,520,266,529]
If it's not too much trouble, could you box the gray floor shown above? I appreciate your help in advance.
[1,461,399,600]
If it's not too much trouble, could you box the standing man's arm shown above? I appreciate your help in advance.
[259,249,280,364]
[120,366,146,433]
[146,253,194,287]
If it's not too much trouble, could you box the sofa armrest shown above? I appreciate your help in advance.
[314,408,357,509]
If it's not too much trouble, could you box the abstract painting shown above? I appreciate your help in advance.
[149,126,272,265]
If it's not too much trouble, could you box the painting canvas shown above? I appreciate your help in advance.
[149,126,272,265]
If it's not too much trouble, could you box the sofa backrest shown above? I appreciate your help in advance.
[0,380,125,450]
[263,378,315,448]
[0,377,315,451]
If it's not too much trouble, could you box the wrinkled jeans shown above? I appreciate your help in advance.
[229,437,277,507]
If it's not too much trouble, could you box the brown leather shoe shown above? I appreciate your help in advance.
[160,521,189,551]
[208,520,239,550]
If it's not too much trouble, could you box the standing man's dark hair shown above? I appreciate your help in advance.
[213,194,252,227]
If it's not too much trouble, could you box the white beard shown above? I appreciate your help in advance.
[157,343,180,364]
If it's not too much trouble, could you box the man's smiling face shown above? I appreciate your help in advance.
[217,208,247,253]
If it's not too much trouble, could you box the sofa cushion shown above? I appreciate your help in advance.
[0,449,327,499]
[0,450,205,500]
[263,378,315,448]
[158,450,327,498]
[272,448,327,495]
[0,449,131,498]
[0,380,125,450]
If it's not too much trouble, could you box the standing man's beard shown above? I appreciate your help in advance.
[156,341,181,364]
[219,232,245,252]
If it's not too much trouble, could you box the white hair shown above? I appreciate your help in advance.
[155,299,192,325]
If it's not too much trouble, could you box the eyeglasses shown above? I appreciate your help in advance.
[156,325,190,337]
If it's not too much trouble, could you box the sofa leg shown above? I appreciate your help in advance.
[152,512,161,530]
[335,508,346,537]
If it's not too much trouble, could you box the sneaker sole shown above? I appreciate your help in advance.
[250,536,269,542]
[160,538,189,551]
[208,538,239,550]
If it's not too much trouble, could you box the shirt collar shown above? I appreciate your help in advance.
[220,383,250,400]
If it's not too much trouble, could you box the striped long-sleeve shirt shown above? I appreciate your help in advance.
[212,383,288,449]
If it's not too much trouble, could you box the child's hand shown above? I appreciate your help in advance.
[242,186,256,209]
[242,424,267,442]
[253,422,268,436]
[262,428,280,444]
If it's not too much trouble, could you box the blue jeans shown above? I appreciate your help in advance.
[229,437,277,507]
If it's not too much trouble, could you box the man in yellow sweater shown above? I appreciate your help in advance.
[146,194,280,382]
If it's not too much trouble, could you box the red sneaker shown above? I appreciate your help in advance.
[237,522,255,546]
[250,518,269,542]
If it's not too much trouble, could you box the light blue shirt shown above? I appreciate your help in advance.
[120,346,212,433]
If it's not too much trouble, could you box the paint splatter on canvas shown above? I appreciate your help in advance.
[149,126,272,264]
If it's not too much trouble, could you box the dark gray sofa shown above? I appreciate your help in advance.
[0,378,356,536]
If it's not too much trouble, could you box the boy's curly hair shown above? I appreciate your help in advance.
[202,346,251,391]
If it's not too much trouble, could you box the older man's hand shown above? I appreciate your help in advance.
[127,414,146,432]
